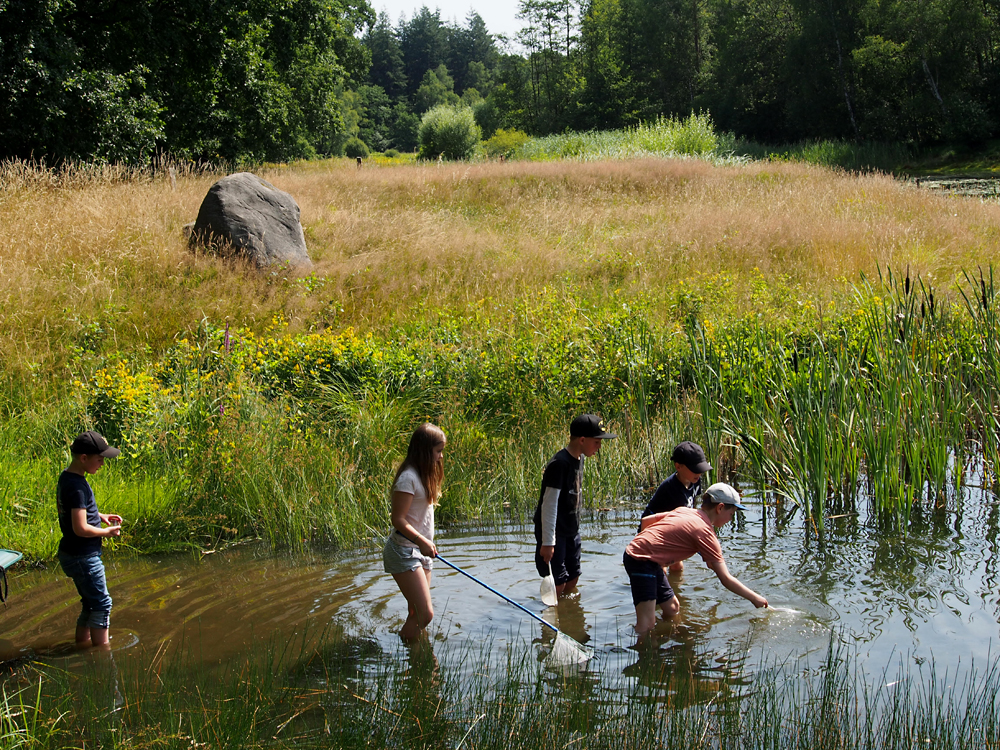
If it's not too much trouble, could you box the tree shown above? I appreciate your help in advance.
[701,0,798,141]
[417,104,481,159]
[0,0,376,163]
[365,11,408,99]
[399,7,450,99]
[414,64,461,112]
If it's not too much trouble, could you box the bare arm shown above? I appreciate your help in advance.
[390,491,436,557]
[707,558,767,608]
[70,508,121,538]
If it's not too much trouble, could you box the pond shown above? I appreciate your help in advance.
[2,476,998,693]
[912,175,1000,199]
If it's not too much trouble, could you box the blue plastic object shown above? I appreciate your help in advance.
[0,549,22,605]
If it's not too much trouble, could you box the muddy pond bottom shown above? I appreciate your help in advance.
[2,501,999,688]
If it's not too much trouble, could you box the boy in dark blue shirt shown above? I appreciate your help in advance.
[57,431,123,648]
[640,441,712,573]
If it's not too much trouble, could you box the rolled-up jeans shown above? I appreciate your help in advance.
[58,551,112,629]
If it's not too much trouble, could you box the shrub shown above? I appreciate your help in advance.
[483,128,530,158]
[417,105,481,161]
[384,148,400,158]
[344,137,370,159]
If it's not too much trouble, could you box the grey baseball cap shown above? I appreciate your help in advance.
[703,482,747,510]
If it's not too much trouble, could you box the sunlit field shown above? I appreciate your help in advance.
[1,156,999,558]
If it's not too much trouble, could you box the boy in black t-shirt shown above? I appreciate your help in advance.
[57,431,123,648]
[640,440,712,572]
[533,415,616,597]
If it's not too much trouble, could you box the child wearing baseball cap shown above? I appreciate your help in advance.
[533,415,616,598]
[640,440,713,572]
[57,430,123,648]
[623,482,767,639]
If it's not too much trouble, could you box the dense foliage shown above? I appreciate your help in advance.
[417,104,481,159]
[6,0,1000,163]
[503,0,1000,144]
[0,0,374,163]
[359,0,1000,153]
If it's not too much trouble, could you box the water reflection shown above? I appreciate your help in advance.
[1,483,998,694]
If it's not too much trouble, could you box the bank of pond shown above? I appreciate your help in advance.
[1,471,999,747]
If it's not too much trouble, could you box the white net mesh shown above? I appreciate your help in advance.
[547,632,593,667]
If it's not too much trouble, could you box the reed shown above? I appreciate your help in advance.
[512,112,726,162]
[3,630,1000,749]
[4,151,1000,555]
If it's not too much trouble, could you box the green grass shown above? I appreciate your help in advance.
[3,630,999,749]
[3,149,1000,559]
[2,267,999,558]
[730,138,915,173]
[511,112,728,162]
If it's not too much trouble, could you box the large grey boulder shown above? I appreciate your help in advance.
[190,172,312,269]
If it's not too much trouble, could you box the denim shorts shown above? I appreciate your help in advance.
[383,533,434,575]
[623,551,674,606]
[58,551,112,629]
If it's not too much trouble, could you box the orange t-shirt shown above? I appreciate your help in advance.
[625,507,724,568]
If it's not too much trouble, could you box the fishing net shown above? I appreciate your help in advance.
[547,632,593,667]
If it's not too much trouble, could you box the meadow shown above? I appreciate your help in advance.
[1,153,999,558]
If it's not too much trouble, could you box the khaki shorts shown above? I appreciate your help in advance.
[383,533,434,574]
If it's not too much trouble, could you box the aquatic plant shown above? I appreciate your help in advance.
[4,630,1000,749]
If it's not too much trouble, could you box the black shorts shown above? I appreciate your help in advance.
[535,534,582,585]
[623,551,675,606]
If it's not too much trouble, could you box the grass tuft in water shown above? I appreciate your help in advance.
[3,630,1000,749]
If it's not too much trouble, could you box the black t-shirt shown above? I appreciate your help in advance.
[533,448,583,541]
[641,473,701,519]
[57,470,102,555]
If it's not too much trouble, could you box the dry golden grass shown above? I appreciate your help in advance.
[2,156,998,379]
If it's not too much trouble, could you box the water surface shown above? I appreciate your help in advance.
[3,483,998,690]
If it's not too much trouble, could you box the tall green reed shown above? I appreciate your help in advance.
[960,266,1000,486]
[512,113,726,163]
[5,629,1000,749]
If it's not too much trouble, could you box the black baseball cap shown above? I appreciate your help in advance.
[570,414,617,439]
[70,430,121,458]
[671,441,712,473]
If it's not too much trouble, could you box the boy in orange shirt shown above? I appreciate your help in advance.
[623,482,767,638]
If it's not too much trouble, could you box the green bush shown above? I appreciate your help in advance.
[344,137,369,159]
[483,128,530,158]
[417,105,481,161]
[384,148,400,158]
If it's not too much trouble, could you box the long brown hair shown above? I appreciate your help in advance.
[394,422,446,504]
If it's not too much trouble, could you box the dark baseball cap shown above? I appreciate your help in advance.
[70,430,120,458]
[671,441,712,474]
[570,414,617,439]
[703,482,748,510]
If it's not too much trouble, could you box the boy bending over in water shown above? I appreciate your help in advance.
[623,482,767,639]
